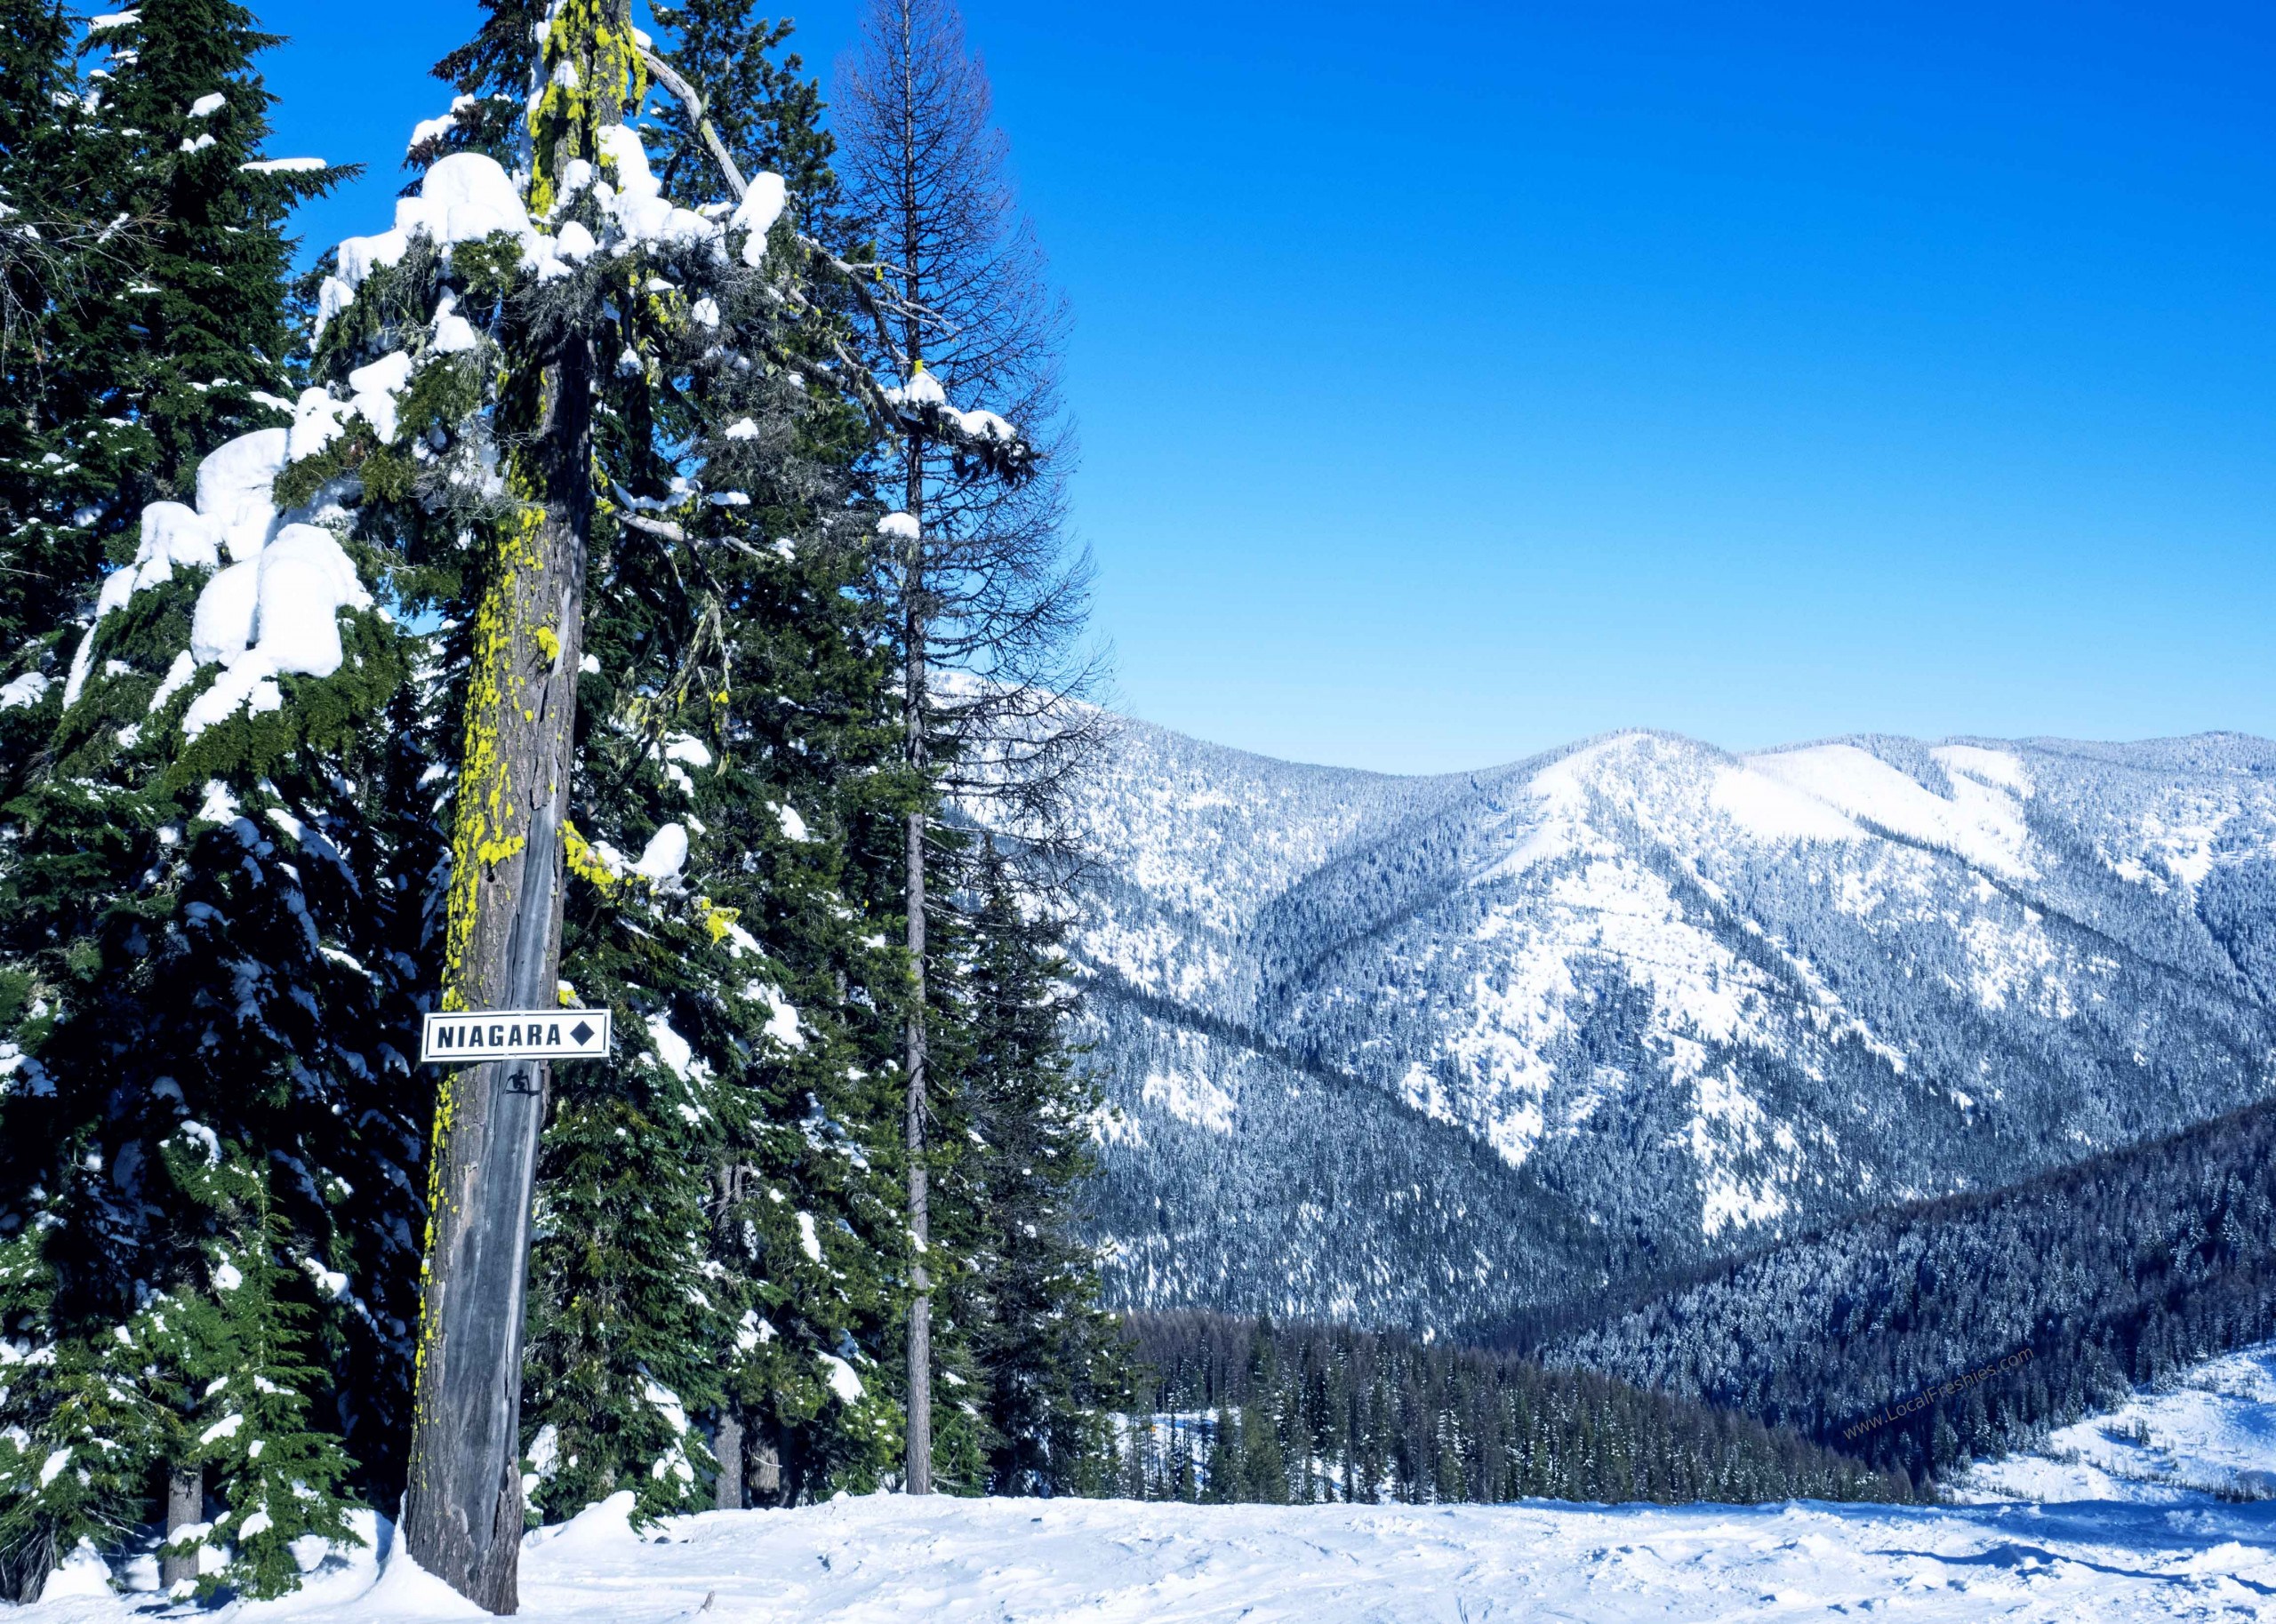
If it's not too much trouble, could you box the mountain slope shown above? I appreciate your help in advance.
[1526,1093,2276,1482]
[1960,1339,2276,1504]
[1067,722,2276,1329]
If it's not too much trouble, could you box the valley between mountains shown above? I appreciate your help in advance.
[1060,724,2276,1331]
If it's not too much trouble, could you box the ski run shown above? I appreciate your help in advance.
[23,1340,2276,1621]
[22,1491,2276,1622]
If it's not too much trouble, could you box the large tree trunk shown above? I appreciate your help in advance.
[159,1464,202,1591]
[714,1410,744,1511]
[402,331,596,1614]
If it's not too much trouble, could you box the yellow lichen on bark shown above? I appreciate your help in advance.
[527,0,645,217]
[439,498,548,1013]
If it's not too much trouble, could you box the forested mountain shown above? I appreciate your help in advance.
[1520,1096,2276,1487]
[1069,722,2276,1329]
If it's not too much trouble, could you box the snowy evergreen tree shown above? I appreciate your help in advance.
[0,0,92,660]
[514,4,932,1519]
[394,0,1102,1524]
[68,1,349,501]
[309,0,960,1565]
[0,417,421,1599]
[645,4,837,212]
[0,5,413,1604]
[0,0,352,666]
[413,0,542,169]
[3,9,1125,1599]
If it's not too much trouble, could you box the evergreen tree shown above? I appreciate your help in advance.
[0,0,88,660]
[0,4,1133,1610]
[618,1,918,1516]
[150,1144,359,1600]
[415,0,542,169]
[0,0,353,667]
[647,4,837,212]
[1201,1407,1240,1504]
[326,0,926,1564]
[836,0,1094,1492]
[0,415,420,1599]
[954,841,1128,1496]
[0,4,408,1604]
[0,0,108,669]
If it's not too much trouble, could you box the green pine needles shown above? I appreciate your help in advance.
[0,0,412,1604]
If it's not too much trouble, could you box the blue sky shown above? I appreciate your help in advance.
[258,1,2275,774]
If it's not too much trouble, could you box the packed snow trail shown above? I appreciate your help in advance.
[26,1490,2276,1620]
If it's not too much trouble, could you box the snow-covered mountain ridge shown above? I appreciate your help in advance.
[1068,722,2276,1329]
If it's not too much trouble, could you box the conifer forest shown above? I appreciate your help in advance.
[0,0,2271,1618]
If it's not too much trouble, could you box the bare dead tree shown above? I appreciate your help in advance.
[836,0,1106,1495]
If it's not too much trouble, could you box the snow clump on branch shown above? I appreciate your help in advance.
[316,131,791,338]
[60,424,373,734]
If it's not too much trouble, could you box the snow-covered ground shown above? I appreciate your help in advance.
[21,1488,2276,1622]
[24,1342,2276,1620]
[1960,1342,2276,1507]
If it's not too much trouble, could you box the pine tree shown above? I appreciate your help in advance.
[76,1,348,502]
[1,0,108,671]
[564,2,918,1516]
[410,0,1112,1531]
[366,7,685,1596]
[312,0,940,1583]
[0,418,420,1599]
[836,0,1096,1500]
[0,4,409,1603]
[954,841,1126,1496]
[150,1145,359,1600]
[0,1,353,668]
[1201,1407,1240,1504]
[646,4,837,212]
[416,0,543,169]
[0,0,89,661]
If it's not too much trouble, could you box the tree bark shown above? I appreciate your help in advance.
[750,1433,782,1503]
[402,329,596,1614]
[159,1464,201,1591]
[714,1410,744,1511]
[900,96,934,1483]
[903,783,930,1495]
[902,573,931,1494]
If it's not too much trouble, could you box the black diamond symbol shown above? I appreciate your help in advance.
[569,1020,596,1047]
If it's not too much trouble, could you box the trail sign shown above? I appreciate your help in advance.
[420,1009,613,1065]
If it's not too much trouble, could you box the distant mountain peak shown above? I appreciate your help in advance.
[1072,719,2276,1330]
